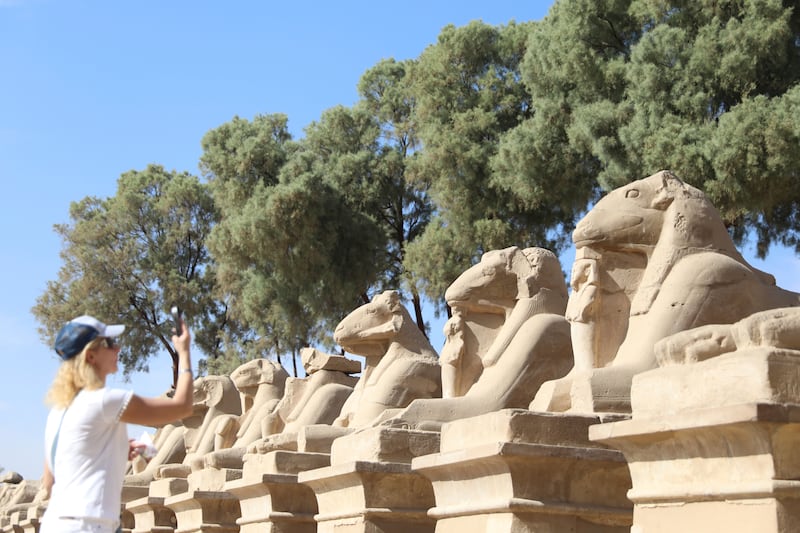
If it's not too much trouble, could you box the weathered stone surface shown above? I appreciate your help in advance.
[226,473,318,533]
[226,451,330,533]
[333,290,442,428]
[126,495,176,533]
[0,473,22,485]
[299,461,436,533]
[330,426,440,466]
[533,171,800,415]
[591,306,800,533]
[379,247,574,432]
[592,403,800,533]
[301,347,361,374]
[164,490,240,533]
[148,477,189,499]
[412,410,632,532]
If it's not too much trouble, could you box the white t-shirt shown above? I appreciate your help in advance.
[42,387,133,524]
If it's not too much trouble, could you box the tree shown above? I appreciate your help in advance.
[273,77,434,340]
[201,112,388,373]
[200,113,299,373]
[201,59,440,363]
[403,20,584,307]
[356,58,434,330]
[33,165,222,387]
[517,0,800,256]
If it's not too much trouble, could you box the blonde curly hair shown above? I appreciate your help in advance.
[46,337,106,408]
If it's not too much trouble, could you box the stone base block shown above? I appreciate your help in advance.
[122,484,151,504]
[149,477,189,498]
[242,450,330,479]
[164,491,240,533]
[632,349,800,418]
[11,504,44,533]
[591,402,800,533]
[412,409,632,532]
[221,450,331,533]
[299,461,436,533]
[17,517,39,533]
[631,499,798,533]
[120,507,135,532]
[187,467,243,492]
[428,511,626,533]
[226,473,318,533]
[7,510,25,533]
[126,495,177,533]
[330,426,440,466]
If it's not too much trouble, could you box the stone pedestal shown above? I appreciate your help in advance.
[17,515,41,533]
[16,504,44,533]
[298,426,440,533]
[412,409,632,533]
[163,490,240,533]
[591,349,800,533]
[161,468,243,533]
[7,509,26,533]
[224,450,330,533]
[6,502,49,533]
[122,484,151,505]
[126,495,177,533]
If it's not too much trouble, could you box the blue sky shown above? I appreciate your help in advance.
[2,0,799,481]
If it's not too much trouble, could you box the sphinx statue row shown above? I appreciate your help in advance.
[4,170,800,533]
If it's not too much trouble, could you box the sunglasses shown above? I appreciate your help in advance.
[100,337,118,349]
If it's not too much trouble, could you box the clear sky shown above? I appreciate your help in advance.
[2,0,799,481]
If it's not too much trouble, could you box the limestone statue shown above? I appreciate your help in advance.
[142,375,241,480]
[380,246,573,431]
[127,421,185,476]
[244,348,359,454]
[127,388,199,484]
[249,291,442,454]
[197,358,289,469]
[655,306,800,366]
[0,478,22,512]
[332,290,442,428]
[624,306,800,419]
[0,479,41,523]
[439,311,469,398]
[531,170,800,414]
[267,348,360,435]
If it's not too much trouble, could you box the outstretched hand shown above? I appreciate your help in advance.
[172,316,191,354]
[128,438,145,461]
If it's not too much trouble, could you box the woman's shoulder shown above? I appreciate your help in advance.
[77,387,133,422]
[76,387,132,405]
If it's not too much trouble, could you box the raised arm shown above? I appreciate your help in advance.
[121,317,194,426]
[41,461,54,500]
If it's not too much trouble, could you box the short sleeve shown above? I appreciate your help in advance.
[102,388,134,423]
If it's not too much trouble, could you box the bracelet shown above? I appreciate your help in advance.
[178,368,193,375]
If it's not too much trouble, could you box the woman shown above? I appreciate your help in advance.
[40,314,194,533]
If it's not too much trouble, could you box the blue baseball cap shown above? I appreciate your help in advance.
[54,315,126,361]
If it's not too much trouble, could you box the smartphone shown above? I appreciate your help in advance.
[170,306,183,335]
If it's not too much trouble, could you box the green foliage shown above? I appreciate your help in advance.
[200,114,298,360]
[202,109,389,357]
[406,20,580,305]
[202,59,437,354]
[519,0,800,255]
[33,165,223,378]
[200,114,292,211]
[355,59,435,325]
[37,3,800,378]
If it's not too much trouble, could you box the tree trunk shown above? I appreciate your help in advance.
[411,290,426,339]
